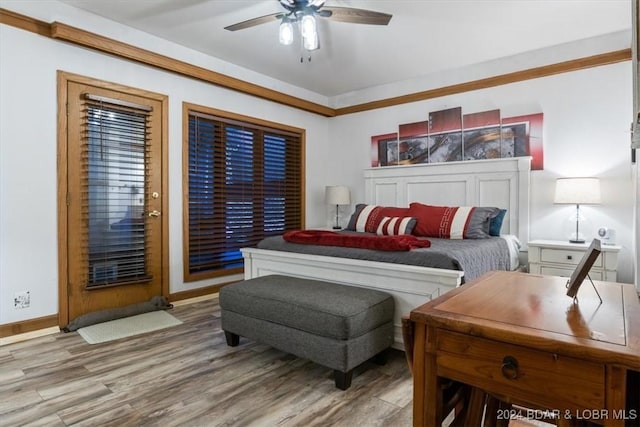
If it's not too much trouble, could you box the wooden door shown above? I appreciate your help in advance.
[58,73,168,326]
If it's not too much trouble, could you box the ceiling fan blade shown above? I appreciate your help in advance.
[321,6,392,25]
[224,12,283,31]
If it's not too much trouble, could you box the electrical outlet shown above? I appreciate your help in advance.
[14,291,30,309]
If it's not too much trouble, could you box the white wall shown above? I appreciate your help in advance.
[0,3,330,324]
[329,62,634,283]
[0,1,635,327]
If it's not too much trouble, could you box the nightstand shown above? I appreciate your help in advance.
[528,239,621,282]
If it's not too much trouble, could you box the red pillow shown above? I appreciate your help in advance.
[408,202,498,239]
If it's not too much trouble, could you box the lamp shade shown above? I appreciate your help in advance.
[554,177,601,205]
[325,185,351,205]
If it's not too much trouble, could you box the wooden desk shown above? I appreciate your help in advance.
[409,271,640,426]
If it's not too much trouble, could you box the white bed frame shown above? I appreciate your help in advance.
[242,157,531,349]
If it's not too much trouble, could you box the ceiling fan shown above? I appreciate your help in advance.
[225,0,392,52]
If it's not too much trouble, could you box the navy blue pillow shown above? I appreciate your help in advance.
[489,209,507,236]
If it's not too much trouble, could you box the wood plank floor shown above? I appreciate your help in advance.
[0,296,415,426]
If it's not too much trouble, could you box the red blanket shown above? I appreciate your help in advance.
[282,230,431,251]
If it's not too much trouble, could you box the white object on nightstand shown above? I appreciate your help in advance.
[528,239,621,282]
[596,227,616,245]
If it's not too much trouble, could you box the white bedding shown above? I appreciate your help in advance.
[501,234,522,270]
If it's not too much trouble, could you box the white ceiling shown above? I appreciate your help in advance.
[57,0,632,97]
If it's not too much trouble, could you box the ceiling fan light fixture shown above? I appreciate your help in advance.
[300,14,318,51]
[300,14,316,39]
[302,30,319,51]
[226,1,392,59]
[279,19,294,45]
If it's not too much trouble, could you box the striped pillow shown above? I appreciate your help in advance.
[346,204,410,233]
[376,216,417,236]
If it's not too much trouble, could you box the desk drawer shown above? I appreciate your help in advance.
[435,330,605,411]
[539,266,604,280]
[540,248,603,268]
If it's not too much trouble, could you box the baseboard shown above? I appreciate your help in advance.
[0,282,237,340]
[168,280,238,304]
[171,293,218,307]
[0,314,59,338]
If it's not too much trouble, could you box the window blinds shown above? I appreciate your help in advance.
[186,111,303,278]
[81,94,152,288]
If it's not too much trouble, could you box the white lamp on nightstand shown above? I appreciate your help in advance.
[325,185,351,230]
[554,177,601,244]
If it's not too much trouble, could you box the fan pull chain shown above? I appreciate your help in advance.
[298,35,312,63]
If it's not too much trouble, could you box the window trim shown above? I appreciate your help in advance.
[182,102,306,282]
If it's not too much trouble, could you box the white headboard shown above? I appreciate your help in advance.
[364,157,531,248]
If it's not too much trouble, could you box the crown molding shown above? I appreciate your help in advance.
[334,49,631,116]
[0,7,632,119]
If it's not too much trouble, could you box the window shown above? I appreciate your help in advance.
[183,104,304,281]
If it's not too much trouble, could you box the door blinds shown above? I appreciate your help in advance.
[186,111,303,279]
[81,94,152,288]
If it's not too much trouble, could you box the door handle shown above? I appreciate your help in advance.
[148,210,161,218]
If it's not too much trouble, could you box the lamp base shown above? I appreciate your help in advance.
[332,226,342,230]
[563,205,591,245]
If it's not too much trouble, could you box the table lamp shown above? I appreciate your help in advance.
[325,185,351,230]
[554,177,601,243]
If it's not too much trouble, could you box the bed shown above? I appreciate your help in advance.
[242,157,531,348]
[257,233,520,283]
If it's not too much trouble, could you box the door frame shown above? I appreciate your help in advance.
[56,71,170,327]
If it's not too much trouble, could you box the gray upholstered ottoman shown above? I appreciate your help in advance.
[219,274,395,390]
